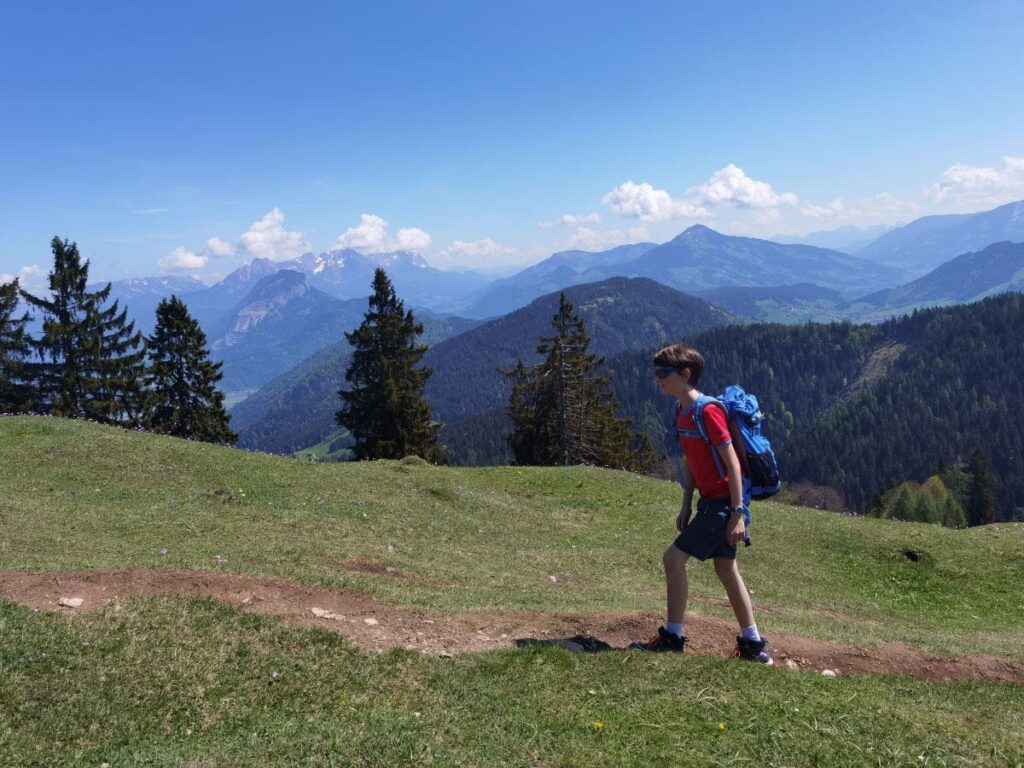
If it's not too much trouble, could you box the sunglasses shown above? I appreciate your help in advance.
[655,366,681,379]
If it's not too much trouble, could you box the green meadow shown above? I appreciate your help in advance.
[2,416,1023,766]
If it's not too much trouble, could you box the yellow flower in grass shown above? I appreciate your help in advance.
[716,722,726,731]
[592,721,604,731]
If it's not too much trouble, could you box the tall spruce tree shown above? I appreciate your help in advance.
[967,447,1000,526]
[337,269,442,461]
[0,278,34,412]
[503,292,651,470]
[20,237,145,423]
[145,295,236,444]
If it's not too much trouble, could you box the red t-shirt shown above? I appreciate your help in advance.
[677,400,732,500]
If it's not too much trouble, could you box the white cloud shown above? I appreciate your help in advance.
[239,208,311,261]
[130,207,169,215]
[800,199,848,218]
[538,212,601,228]
[205,236,236,257]
[925,155,1024,204]
[394,227,432,251]
[440,238,514,259]
[2,264,47,293]
[159,247,208,271]
[629,226,650,241]
[602,181,709,222]
[334,213,388,251]
[695,164,799,209]
[568,227,627,250]
[799,193,918,222]
[333,214,432,253]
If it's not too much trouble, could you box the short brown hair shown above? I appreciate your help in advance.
[653,344,704,386]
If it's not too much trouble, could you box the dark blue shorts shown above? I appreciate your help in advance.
[673,497,737,561]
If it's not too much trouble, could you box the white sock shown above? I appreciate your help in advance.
[666,621,685,638]
[740,624,761,642]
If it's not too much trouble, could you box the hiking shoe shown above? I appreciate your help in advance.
[733,636,774,665]
[629,626,686,652]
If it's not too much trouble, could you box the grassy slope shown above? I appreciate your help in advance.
[2,416,1024,765]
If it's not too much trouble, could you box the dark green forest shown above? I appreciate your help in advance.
[445,294,1024,520]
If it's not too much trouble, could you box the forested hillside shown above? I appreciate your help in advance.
[231,311,480,454]
[235,278,731,455]
[447,294,1024,519]
[424,277,732,425]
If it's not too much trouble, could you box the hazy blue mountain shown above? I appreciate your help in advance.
[694,283,850,323]
[231,310,481,455]
[175,249,489,337]
[456,226,902,318]
[210,270,368,394]
[457,242,658,318]
[290,249,491,311]
[771,223,894,253]
[425,276,733,426]
[179,258,282,336]
[855,199,1024,275]
[618,225,907,296]
[85,275,208,335]
[858,241,1024,311]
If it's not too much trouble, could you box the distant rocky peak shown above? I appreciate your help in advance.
[677,224,721,241]
[362,250,430,269]
[222,270,311,337]
[219,257,280,289]
[248,268,307,296]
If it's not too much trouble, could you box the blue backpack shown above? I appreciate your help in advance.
[666,385,782,501]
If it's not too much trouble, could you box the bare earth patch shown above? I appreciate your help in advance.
[2,568,1022,686]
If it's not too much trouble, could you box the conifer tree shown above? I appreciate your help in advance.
[145,295,236,444]
[337,269,442,461]
[503,293,650,470]
[967,447,1000,526]
[0,278,34,412]
[20,237,145,422]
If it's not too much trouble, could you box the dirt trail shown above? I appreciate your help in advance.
[3,568,1022,686]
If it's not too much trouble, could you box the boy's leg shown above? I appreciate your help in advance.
[714,557,773,664]
[713,557,754,628]
[664,544,690,628]
[629,544,689,651]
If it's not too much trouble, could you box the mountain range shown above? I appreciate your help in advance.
[857,241,1024,314]
[770,223,894,253]
[855,199,1024,276]
[208,270,370,394]
[40,198,1024,421]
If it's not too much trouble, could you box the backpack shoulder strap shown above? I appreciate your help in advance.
[692,395,722,444]
[692,396,729,480]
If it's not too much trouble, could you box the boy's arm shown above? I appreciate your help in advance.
[716,441,746,544]
[677,461,695,531]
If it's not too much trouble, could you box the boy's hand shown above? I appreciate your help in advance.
[676,507,691,532]
[726,511,745,545]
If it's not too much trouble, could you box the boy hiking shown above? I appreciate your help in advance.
[630,343,773,664]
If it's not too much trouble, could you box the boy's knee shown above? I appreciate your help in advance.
[663,545,688,572]
[713,557,737,578]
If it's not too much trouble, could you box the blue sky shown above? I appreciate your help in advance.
[2,0,1022,286]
